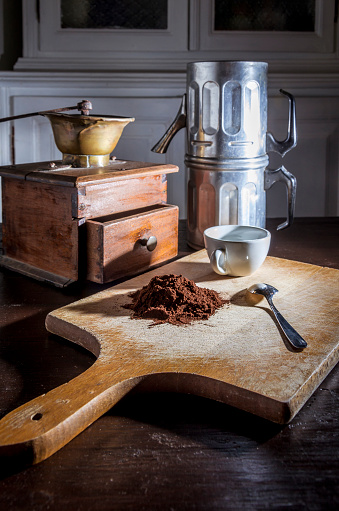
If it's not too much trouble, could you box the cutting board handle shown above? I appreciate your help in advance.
[0,361,144,465]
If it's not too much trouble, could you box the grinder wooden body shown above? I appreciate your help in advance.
[0,160,179,286]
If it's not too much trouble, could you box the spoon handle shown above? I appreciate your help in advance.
[266,296,307,349]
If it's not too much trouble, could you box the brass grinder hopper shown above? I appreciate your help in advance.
[0,99,135,167]
[45,111,135,168]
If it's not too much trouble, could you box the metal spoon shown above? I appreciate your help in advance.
[248,283,307,349]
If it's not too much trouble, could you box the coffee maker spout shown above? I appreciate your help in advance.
[152,95,186,153]
[266,89,297,157]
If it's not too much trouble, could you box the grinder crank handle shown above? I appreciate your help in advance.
[0,100,92,124]
[151,94,187,153]
[264,165,297,231]
[266,90,297,157]
[0,360,144,466]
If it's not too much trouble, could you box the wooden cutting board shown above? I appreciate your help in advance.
[1,252,339,465]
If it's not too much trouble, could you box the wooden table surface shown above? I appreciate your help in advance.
[0,218,338,510]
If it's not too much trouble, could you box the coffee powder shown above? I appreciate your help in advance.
[125,273,228,326]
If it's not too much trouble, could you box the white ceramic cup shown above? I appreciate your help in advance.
[204,225,271,277]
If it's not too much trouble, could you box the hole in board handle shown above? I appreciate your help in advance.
[31,413,43,421]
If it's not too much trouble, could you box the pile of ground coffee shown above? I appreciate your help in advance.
[125,273,228,326]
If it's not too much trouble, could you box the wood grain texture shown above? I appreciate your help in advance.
[86,204,179,283]
[76,174,168,219]
[0,218,338,510]
[1,178,78,280]
[0,251,338,465]
[0,160,179,187]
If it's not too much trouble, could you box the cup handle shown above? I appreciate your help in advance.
[210,249,229,275]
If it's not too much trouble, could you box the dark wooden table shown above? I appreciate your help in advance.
[0,218,338,510]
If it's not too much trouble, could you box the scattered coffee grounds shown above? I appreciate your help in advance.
[125,273,228,326]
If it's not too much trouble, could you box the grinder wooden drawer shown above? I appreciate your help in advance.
[86,204,178,283]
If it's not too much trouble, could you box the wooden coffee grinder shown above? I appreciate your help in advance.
[0,100,179,286]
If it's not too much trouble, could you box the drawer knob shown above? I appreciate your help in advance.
[140,235,157,252]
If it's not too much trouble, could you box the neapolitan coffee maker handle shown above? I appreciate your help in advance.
[152,89,298,231]
[264,166,296,231]
[264,90,297,230]
[266,90,297,157]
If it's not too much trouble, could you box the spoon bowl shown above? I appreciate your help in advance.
[248,283,307,350]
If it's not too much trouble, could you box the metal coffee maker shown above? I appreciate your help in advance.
[152,61,297,249]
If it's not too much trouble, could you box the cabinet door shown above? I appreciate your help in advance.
[198,0,336,54]
[39,0,188,53]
